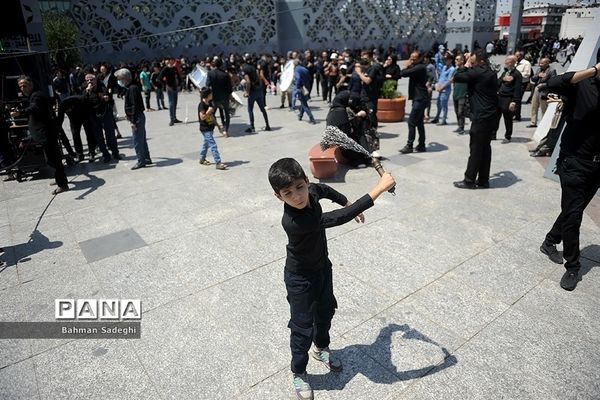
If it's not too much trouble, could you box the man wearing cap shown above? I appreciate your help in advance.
[324,53,340,103]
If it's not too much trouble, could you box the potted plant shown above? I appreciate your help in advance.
[377,80,406,122]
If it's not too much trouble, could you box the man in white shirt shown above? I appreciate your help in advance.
[486,41,494,56]
[514,51,531,121]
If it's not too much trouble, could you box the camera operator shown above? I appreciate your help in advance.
[11,76,68,194]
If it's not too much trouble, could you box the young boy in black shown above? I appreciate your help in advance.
[268,158,395,400]
[198,87,227,170]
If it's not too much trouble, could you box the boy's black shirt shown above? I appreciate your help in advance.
[198,100,216,131]
[282,183,374,274]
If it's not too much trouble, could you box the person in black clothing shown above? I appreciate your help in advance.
[540,56,600,291]
[452,49,499,189]
[198,87,227,170]
[12,76,69,194]
[399,51,429,154]
[268,157,395,400]
[150,65,166,110]
[243,61,271,133]
[494,55,522,143]
[355,49,384,114]
[57,95,97,162]
[383,54,402,91]
[115,68,151,170]
[159,58,181,126]
[326,91,373,167]
[83,74,120,161]
[206,58,233,137]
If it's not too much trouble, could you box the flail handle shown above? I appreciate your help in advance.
[372,158,396,195]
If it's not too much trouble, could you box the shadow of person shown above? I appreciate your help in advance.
[225,160,251,168]
[0,229,63,267]
[378,132,400,139]
[309,323,458,391]
[70,172,106,200]
[151,157,183,167]
[509,137,532,143]
[425,142,449,153]
[488,171,521,189]
[580,244,600,277]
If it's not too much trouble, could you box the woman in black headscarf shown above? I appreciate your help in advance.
[326,91,373,166]
[383,54,402,90]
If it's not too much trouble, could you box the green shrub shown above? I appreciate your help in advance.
[379,79,402,99]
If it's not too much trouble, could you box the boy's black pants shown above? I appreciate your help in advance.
[284,266,337,374]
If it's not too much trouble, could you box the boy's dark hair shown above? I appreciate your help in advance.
[200,86,212,99]
[268,158,307,193]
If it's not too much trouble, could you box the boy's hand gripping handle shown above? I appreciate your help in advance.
[372,158,396,195]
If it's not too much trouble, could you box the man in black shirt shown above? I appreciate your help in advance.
[268,158,394,400]
[494,55,522,143]
[355,49,384,114]
[452,49,499,189]
[159,58,181,126]
[12,76,69,194]
[540,57,600,291]
[206,58,233,137]
[115,69,151,170]
[399,51,429,154]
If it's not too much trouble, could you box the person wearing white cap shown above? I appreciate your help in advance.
[324,53,340,103]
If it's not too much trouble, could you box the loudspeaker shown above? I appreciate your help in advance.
[0,0,28,38]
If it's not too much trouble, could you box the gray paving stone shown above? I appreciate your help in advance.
[513,279,600,340]
[131,264,290,400]
[457,307,600,399]
[385,154,425,167]
[0,359,38,399]
[403,275,510,340]
[89,244,187,312]
[34,340,158,400]
[79,228,147,263]
[0,285,31,369]
[447,245,546,305]
[329,231,441,301]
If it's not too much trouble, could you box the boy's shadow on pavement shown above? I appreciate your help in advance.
[309,323,458,391]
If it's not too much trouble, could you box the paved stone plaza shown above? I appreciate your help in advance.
[1,63,600,399]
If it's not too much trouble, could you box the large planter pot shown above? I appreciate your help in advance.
[377,97,406,122]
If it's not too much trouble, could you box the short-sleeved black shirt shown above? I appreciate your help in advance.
[198,100,216,131]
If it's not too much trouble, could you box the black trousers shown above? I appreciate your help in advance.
[43,132,68,188]
[284,266,337,374]
[407,98,427,147]
[464,115,495,185]
[453,97,466,130]
[69,117,97,156]
[545,156,600,272]
[321,75,328,101]
[214,99,231,132]
[495,96,514,140]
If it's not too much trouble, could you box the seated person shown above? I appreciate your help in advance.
[326,91,375,167]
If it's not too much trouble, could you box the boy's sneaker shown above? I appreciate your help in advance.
[310,346,343,372]
[292,373,313,400]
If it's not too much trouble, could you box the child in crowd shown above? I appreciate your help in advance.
[198,87,227,170]
[268,158,395,400]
